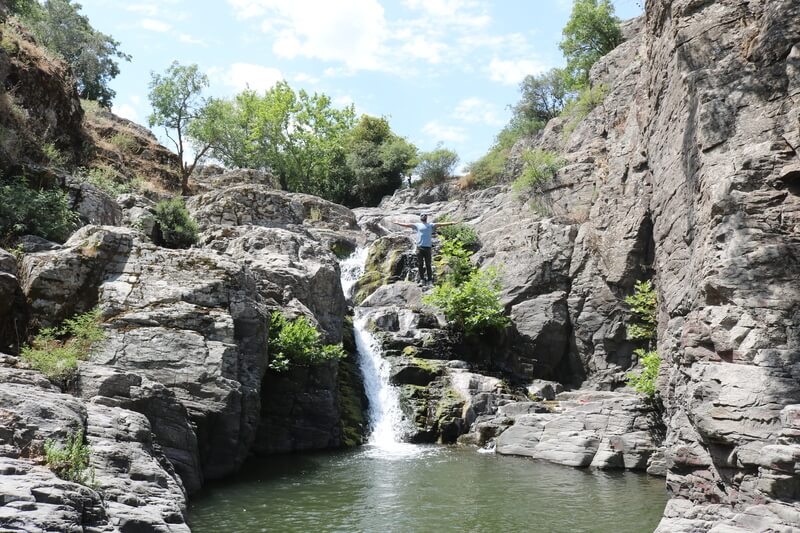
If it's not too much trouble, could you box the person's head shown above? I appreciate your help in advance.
[420,213,428,222]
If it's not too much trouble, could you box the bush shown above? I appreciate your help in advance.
[626,348,660,397]
[625,280,656,343]
[434,237,474,286]
[416,146,459,185]
[153,198,198,249]
[44,429,94,485]
[512,149,564,197]
[108,133,137,154]
[424,267,509,336]
[42,142,67,167]
[0,177,78,244]
[435,219,479,249]
[21,309,104,385]
[561,83,609,136]
[268,311,347,372]
[80,166,140,197]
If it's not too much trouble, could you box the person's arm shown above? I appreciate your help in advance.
[393,220,415,228]
[433,221,458,227]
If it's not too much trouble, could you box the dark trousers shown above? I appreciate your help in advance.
[417,246,433,281]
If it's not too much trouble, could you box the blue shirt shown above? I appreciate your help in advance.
[413,222,435,247]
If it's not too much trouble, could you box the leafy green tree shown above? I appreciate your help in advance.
[416,146,459,185]
[23,0,130,106]
[6,0,38,16]
[148,62,212,194]
[513,68,571,125]
[559,0,622,89]
[196,82,357,200]
[345,115,417,206]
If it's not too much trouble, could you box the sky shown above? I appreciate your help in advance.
[78,0,643,170]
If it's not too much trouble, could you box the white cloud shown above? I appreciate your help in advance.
[452,98,504,126]
[488,58,547,85]
[229,0,388,71]
[403,0,490,28]
[291,72,320,85]
[140,18,172,32]
[222,63,283,92]
[113,103,139,122]
[126,3,160,16]
[179,33,206,45]
[422,121,467,143]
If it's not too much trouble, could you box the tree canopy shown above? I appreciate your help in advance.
[559,0,623,89]
[191,83,416,207]
[22,0,130,106]
[148,62,213,194]
[416,146,459,185]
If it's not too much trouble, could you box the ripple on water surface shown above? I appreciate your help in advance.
[189,446,667,533]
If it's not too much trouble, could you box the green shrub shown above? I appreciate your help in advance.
[21,309,104,385]
[435,220,479,249]
[80,166,140,197]
[153,198,199,249]
[561,84,609,136]
[0,177,78,243]
[268,311,347,372]
[624,280,656,343]
[466,145,510,188]
[42,142,67,167]
[626,348,660,397]
[434,236,474,286]
[423,267,509,336]
[44,429,94,485]
[559,0,622,89]
[512,149,564,198]
[108,132,137,154]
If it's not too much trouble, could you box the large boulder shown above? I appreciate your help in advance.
[19,226,270,487]
[0,363,187,532]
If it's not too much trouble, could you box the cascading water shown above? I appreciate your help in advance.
[339,247,416,455]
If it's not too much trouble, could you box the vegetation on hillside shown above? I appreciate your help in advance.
[415,146,459,186]
[11,0,130,106]
[424,230,508,337]
[624,280,661,398]
[152,198,199,249]
[465,0,622,190]
[21,309,105,387]
[268,311,347,372]
[44,430,94,485]
[0,176,78,244]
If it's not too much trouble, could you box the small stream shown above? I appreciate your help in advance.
[188,248,668,532]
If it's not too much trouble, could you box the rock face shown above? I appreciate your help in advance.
[350,1,800,528]
[0,362,189,532]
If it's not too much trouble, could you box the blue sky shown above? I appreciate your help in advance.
[79,0,642,169]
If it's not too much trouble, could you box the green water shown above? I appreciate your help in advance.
[189,445,667,533]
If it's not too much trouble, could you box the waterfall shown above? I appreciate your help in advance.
[340,247,416,455]
[340,246,369,300]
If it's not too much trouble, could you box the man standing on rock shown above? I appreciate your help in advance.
[394,214,456,284]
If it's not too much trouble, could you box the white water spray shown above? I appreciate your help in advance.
[339,248,418,456]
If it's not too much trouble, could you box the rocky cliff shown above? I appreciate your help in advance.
[349,0,800,529]
[0,0,798,531]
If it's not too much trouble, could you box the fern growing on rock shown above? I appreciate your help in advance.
[268,311,346,372]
